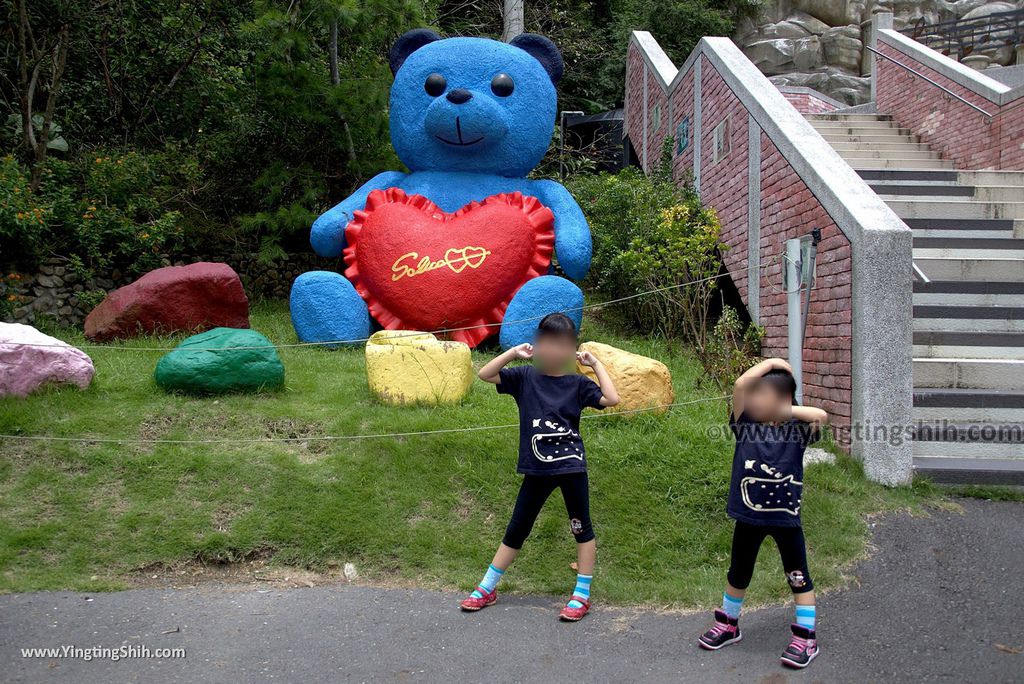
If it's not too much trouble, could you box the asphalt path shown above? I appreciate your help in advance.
[2,498,1021,683]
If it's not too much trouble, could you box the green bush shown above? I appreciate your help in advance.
[568,166,726,344]
[701,305,764,391]
[0,151,192,277]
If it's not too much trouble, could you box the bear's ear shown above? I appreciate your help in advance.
[389,29,442,75]
[509,33,563,84]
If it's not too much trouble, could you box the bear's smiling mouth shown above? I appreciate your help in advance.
[434,117,485,147]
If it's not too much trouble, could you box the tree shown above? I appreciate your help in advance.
[14,0,71,191]
[502,0,524,41]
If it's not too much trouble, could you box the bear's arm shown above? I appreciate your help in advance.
[310,171,408,258]
[530,179,592,281]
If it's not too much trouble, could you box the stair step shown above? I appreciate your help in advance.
[819,132,920,144]
[913,280,1024,306]
[914,404,1024,422]
[913,237,1021,249]
[885,199,1024,219]
[914,387,1024,408]
[914,255,1024,281]
[830,141,933,153]
[839,149,942,160]
[858,169,959,182]
[913,305,1024,319]
[913,441,1024,459]
[870,182,974,197]
[913,304,1024,332]
[914,247,1024,261]
[845,158,956,169]
[972,186,1024,203]
[913,457,1024,485]
[959,170,1024,187]
[807,113,892,121]
[913,421,1024,443]
[904,216,1018,235]
[914,331,1024,358]
[914,358,1024,390]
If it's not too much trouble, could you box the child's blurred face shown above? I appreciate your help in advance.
[532,333,577,372]
[745,382,790,422]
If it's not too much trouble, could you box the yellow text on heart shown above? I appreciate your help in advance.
[391,246,492,281]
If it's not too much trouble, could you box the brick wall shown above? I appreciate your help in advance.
[877,35,1024,170]
[758,137,853,433]
[781,91,840,115]
[698,56,751,301]
[625,43,855,437]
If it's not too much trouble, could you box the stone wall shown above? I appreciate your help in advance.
[3,252,340,329]
[737,1,1024,105]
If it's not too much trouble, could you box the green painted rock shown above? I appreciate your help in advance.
[155,328,284,395]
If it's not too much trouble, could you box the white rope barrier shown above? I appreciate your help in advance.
[0,395,729,445]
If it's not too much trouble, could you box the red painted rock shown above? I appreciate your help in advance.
[84,263,249,341]
[343,189,554,348]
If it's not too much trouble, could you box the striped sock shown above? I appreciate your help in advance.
[470,564,504,599]
[795,604,816,630]
[566,573,592,609]
[722,591,744,619]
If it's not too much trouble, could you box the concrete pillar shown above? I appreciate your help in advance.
[747,114,761,323]
[868,11,894,103]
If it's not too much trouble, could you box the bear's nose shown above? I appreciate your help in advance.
[446,89,473,104]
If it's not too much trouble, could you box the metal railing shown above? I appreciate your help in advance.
[865,45,995,122]
[900,7,1024,59]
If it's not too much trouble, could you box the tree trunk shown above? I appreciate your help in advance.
[329,17,357,164]
[501,0,524,42]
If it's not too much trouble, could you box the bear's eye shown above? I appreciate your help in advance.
[424,73,447,97]
[491,73,515,97]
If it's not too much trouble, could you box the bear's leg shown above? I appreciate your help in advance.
[290,271,371,347]
[499,275,584,350]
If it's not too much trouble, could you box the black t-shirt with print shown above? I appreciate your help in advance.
[497,365,606,475]
[726,411,819,527]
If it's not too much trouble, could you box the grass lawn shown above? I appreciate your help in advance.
[0,301,941,606]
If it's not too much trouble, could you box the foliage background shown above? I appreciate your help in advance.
[1,0,759,274]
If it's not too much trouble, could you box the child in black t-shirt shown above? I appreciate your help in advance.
[459,313,619,621]
[698,358,828,669]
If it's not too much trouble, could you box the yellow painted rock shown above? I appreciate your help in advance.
[577,341,674,415]
[365,330,473,405]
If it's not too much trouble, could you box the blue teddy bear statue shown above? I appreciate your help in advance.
[289,29,591,349]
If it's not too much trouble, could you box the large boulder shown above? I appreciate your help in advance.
[365,330,473,405]
[576,341,674,415]
[793,36,825,71]
[821,25,863,73]
[84,262,249,342]
[743,39,797,75]
[0,323,94,397]
[154,327,284,395]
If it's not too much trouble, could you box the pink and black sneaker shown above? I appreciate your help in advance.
[698,610,742,650]
[780,624,819,668]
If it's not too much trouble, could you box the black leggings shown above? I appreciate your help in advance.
[502,472,594,549]
[727,520,814,594]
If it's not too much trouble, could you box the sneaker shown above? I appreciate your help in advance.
[559,598,590,621]
[459,587,497,611]
[698,610,742,650]
[780,624,819,668]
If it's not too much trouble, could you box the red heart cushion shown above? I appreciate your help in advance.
[343,188,555,347]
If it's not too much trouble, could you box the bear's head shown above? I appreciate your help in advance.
[388,30,562,178]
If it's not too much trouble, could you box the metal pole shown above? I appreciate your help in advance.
[786,238,803,404]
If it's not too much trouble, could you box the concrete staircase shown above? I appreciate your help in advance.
[807,112,1024,483]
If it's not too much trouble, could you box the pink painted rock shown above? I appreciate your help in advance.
[0,323,95,397]
[84,262,249,341]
